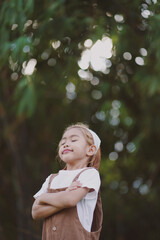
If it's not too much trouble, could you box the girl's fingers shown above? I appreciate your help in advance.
[66,187,77,192]
[66,181,82,191]
[73,181,82,186]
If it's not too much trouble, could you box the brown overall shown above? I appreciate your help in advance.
[42,168,103,240]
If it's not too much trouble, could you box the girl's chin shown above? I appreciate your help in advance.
[62,158,74,163]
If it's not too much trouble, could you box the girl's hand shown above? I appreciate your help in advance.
[66,181,82,192]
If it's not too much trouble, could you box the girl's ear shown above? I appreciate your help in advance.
[86,145,97,156]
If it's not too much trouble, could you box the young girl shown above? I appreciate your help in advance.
[32,123,103,239]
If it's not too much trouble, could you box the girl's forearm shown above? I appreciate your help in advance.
[39,187,89,208]
[32,202,62,220]
[39,191,73,208]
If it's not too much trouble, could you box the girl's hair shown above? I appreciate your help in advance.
[58,123,101,170]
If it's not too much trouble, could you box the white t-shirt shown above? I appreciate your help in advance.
[34,167,101,232]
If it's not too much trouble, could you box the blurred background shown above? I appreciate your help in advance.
[1,0,160,239]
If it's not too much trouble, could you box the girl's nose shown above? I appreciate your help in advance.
[63,142,69,148]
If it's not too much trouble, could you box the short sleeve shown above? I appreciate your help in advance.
[78,168,101,199]
[33,174,51,199]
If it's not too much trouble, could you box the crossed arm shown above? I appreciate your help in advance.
[32,181,89,220]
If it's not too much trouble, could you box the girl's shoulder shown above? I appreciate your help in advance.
[79,167,100,179]
[78,168,101,192]
[83,167,99,174]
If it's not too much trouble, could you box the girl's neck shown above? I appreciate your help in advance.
[66,162,87,170]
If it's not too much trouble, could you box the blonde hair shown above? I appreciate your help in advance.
[57,123,101,170]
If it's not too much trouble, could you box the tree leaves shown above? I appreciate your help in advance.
[14,76,36,117]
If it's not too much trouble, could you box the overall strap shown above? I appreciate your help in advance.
[48,173,58,189]
[72,167,93,182]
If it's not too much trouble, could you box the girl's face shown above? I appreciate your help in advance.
[58,128,91,167]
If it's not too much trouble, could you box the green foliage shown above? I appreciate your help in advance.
[14,76,36,117]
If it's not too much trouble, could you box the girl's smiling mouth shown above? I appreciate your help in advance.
[62,149,73,154]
